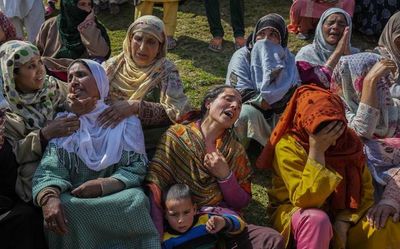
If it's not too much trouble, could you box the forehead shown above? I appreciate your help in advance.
[219,88,241,99]
[68,62,90,73]
[165,198,193,209]
[325,13,346,23]
[132,31,158,40]
[78,0,91,4]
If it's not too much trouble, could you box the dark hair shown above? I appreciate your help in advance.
[163,183,193,205]
[200,85,238,118]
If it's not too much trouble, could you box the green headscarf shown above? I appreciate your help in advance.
[0,40,65,130]
[55,0,110,59]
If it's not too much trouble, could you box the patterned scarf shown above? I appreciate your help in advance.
[378,11,400,70]
[257,85,365,210]
[331,52,399,138]
[146,122,252,208]
[295,7,359,66]
[0,40,65,130]
[0,11,16,45]
[56,0,110,59]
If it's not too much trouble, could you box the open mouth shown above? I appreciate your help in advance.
[223,110,234,119]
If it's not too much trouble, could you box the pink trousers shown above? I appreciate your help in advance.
[291,208,333,249]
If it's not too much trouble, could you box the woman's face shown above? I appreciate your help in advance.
[68,62,99,100]
[255,27,280,45]
[77,0,92,12]
[395,36,400,51]
[14,55,46,93]
[322,13,347,46]
[205,88,242,129]
[130,31,161,67]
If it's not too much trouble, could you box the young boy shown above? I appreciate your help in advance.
[162,183,246,249]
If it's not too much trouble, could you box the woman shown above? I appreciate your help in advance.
[32,59,160,248]
[257,84,399,249]
[331,52,400,237]
[295,7,359,89]
[1,40,80,203]
[146,85,285,249]
[99,15,191,152]
[373,11,400,98]
[35,0,110,80]
[225,13,300,148]
[353,0,399,37]
[288,0,355,40]
[134,0,179,49]
[0,40,76,249]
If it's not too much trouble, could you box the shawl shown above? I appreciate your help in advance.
[295,7,359,66]
[55,0,110,59]
[246,13,288,50]
[104,15,185,119]
[146,122,252,208]
[331,52,399,138]
[0,40,65,130]
[52,59,146,171]
[378,11,400,70]
[257,85,365,210]
[0,10,16,44]
[250,39,300,105]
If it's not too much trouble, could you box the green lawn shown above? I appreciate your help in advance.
[52,0,376,226]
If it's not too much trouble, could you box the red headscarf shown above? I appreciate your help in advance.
[0,11,16,44]
[257,85,365,209]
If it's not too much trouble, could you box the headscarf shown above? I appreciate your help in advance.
[105,15,184,118]
[331,52,399,138]
[295,8,359,65]
[0,40,65,130]
[0,11,16,45]
[246,13,288,50]
[250,39,300,105]
[55,0,110,59]
[257,85,365,210]
[52,59,146,171]
[378,11,400,70]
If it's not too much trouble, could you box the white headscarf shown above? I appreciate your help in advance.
[52,59,146,171]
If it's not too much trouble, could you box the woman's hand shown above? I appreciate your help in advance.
[366,204,399,229]
[66,93,97,116]
[334,27,350,56]
[333,220,350,248]
[206,216,226,234]
[41,116,80,140]
[308,121,345,165]
[97,100,139,128]
[204,151,231,180]
[71,179,103,198]
[43,197,68,235]
[365,59,397,84]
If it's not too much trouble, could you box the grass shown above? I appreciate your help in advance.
[49,0,376,226]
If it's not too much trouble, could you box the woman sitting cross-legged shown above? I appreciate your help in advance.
[32,59,160,248]
[257,85,399,249]
[146,85,285,249]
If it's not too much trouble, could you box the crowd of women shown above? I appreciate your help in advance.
[0,0,400,249]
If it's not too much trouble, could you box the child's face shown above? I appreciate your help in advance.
[165,198,196,233]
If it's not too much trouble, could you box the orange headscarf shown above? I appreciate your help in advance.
[257,85,365,210]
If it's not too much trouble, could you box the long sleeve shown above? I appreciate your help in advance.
[221,213,246,235]
[218,173,251,209]
[335,163,375,224]
[138,100,172,127]
[345,102,380,139]
[78,19,110,58]
[32,145,73,206]
[110,152,148,188]
[150,191,165,237]
[296,61,332,89]
[273,135,343,208]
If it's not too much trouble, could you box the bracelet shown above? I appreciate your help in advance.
[217,171,233,182]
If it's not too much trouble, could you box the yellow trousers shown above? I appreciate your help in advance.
[134,1,178,37]
[347,217,400,249]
